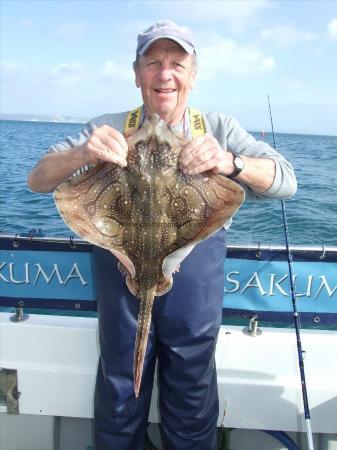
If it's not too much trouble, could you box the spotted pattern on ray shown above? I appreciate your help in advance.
[54,114,245,397]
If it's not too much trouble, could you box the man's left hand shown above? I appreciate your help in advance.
[179,133,234,176]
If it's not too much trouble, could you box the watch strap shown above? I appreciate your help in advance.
[228,154,244,178]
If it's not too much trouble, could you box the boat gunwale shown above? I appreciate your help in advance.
[1,232,336,256]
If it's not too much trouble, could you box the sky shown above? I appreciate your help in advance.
[1,0,337,135]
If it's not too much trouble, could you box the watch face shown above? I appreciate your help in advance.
[234,157,244,170]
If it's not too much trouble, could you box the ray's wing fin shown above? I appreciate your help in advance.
[54,162,136,277]
[180,173,245,244]
[164,172,245,253]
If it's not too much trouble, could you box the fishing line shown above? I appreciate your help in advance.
[267,95,315,450]
[246,195,257,256]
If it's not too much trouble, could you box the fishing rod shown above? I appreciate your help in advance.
[267,95,315,450]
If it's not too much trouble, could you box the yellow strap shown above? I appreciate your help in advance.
[124,106,206,138]
[124,107,142,134]
[188,106,206,138]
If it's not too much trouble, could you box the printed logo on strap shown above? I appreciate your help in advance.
[188,107,206,138]
[124,107,142,134]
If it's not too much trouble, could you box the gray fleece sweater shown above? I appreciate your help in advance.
[49,107,297,201]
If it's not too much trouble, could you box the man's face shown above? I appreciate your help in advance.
[134,39,196,124]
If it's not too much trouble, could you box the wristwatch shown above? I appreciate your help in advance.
[228,154,244,178]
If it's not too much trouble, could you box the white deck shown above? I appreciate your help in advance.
[1,311,337,434]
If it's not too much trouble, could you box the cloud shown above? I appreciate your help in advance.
[2,57,133,92]
[283,77,304,89]
[181,0,268,22]
[198,38,275,79]
[55,21,87,41]
[50,61,88,84]
[0,61,26,82]
[140,0,270,32]
[260,24,317,47]
[102,60,134,82]
[45,59,137,115]
[19,18,33,29]
[1,61,19,72]
[327,18,337,39]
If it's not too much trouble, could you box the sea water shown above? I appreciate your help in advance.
[1,119,336,245]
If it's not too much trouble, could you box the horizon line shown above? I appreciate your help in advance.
[1,114,336,138]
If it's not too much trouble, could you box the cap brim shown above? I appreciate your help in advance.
[138,36,195,55]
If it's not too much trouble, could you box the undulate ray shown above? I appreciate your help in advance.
[54,114,245,397]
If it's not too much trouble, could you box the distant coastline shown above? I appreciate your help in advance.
[0,113,89,124]
[1,114,336,137]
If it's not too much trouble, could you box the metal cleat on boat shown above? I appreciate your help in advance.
[243,314,262,337]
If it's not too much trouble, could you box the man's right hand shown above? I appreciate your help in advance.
[28,125,129,193]
[81,125,128,167]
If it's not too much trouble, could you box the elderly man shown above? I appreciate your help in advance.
[28,20,297,450]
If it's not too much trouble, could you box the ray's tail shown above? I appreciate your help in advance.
[133,285,156,398]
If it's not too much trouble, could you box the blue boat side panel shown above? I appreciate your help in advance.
[1,236,337,319]
[223,258,337,313]
[0,249,95,302]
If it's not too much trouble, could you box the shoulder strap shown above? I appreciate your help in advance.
[188,106,206,138]
[124,106,206,138]
[124,106,142,134]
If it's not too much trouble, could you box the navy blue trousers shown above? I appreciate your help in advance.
[93,229,226,450]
